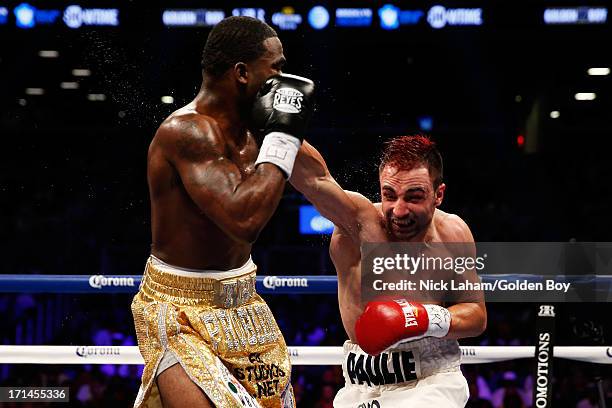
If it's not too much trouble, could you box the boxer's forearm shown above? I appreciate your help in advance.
[445,302,487,339]
[290,141,359,232]
[290,141,328,187]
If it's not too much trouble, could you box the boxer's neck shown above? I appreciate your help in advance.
[193,81,248,141]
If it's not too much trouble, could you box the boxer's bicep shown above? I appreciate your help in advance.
[168,121,242,207]
[330,226,361,268]
[179,157,284,242]
[444,214,486,338]
[166,121,284,242]
[177,156,242,208]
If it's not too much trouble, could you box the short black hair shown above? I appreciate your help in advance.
[201,16,278,77]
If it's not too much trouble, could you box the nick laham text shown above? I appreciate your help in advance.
[373,279,571,293]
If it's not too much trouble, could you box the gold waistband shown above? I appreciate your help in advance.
[140,258,258,308]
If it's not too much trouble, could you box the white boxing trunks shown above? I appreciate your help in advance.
[333,338,469,408]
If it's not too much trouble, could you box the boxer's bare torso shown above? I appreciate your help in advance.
[145,35,287,272]
[329,198,471,341]
[148,104,279,270]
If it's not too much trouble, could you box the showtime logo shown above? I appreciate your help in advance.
[63,5,118,29]
[427,5,482,29]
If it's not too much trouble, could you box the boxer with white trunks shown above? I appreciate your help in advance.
[290,135,486,407]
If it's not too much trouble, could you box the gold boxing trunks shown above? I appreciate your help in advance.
[131,256,295,408]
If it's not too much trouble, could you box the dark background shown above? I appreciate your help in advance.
[1,1,611,406]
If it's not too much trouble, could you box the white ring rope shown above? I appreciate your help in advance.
[0,346,610,365]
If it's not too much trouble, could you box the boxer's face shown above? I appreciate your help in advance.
[244,37,286,99]
[379,165,445,241]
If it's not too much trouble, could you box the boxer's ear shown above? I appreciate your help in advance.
[435,183,446,207]
[234,62,248,84]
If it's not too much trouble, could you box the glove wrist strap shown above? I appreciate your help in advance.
[255,132,301,179]
[424,304,452,338]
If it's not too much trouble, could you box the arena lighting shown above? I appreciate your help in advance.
[25,87,44,95]
[418,115,433,131]
[379,4,399,30]
[63,5,119,29]
[517,135,525,147]
[308,5,330,30]
[161,9,224,27]
[15,3,61,27]
[376,5,425,27]
[587,67,610,76]
[399,9,425,25]
[574,92,596,101]
[87,93,106,101]
[271,7,302,30]
[60,81,79,89]
[14,3,35,28]
[231,8,265,22]
[161,96,174,104]
[0,7,7,25]
[427,5,483,29]
[38,50,59,58]
[72,68,90,77]
[162,10,196,26]
[335,8,373,27]
[299,205,334,234]
[550,111,560,119]
[543,7,607,24]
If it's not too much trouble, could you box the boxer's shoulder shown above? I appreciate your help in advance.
[434,209,473,242]
[344,190,370,204]
[344,191,385,228]
[155,109,226,161]
[341,192,387,243]
[343,191,379,217]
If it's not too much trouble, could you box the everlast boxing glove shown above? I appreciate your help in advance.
[355,299,451,355]
[251,73,315,178]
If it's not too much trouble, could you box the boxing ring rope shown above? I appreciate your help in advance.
[1,274,611,294]
[1,345,611,365]
[1,274,610,365]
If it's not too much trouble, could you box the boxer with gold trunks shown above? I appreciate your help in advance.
[132,256,291,407]
[131,16,314,408]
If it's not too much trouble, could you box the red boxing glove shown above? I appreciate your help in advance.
[355,299,451,355]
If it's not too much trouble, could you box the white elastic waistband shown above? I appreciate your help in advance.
[342,338,461,385]
[149,255,256,279]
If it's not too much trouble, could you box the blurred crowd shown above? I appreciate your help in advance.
[1,291,610,407]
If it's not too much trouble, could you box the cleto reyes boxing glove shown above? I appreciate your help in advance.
[251,73,315,179]
[355,299,452,355]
